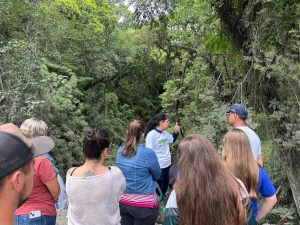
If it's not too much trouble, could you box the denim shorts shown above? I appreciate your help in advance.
[14,214,56,225]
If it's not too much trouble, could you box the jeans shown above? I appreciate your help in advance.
[120,203,158,225]
[14,215,56,225]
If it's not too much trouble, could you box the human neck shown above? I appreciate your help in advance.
[156,126,164,131]
[0,197,17,225]
[83,158,105,168]
[233,120,246,128]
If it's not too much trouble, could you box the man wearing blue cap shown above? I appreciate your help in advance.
[227,104,263,166]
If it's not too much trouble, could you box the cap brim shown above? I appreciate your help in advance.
[31,136,55,157]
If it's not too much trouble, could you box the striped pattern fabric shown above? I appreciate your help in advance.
[119,192,158,208]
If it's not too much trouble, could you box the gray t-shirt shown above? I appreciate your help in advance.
[237,126,262,160]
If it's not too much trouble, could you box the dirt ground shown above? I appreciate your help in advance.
[56,208,67,225]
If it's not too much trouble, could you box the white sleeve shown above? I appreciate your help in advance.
[145,131,155,150]
[115,167,126,200]
[258,139,262,155]
[166,132,174,144]
[166,190,177,208]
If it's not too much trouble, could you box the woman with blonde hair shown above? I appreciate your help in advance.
[15,118,60,225]
[223,128,277,222]
[163,134,246,225]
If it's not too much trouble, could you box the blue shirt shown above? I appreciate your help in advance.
[252,166,276,218]
[116,144,161,195]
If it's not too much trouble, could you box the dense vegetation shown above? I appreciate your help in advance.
[0,0,299,223]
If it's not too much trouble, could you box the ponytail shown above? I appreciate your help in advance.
[145,113,169,137]
[122,120,145,157]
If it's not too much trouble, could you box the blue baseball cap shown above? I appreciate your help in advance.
[226,104,248,119]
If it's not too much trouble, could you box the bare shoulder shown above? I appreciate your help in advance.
[67,167,76,175]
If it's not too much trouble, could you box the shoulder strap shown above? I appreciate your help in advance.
[70,167,78,176]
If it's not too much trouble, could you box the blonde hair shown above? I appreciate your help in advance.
[223,128,259,199]
[20,118,48,138]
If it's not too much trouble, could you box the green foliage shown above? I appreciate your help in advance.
[161,61,228,149]
[1,0,300,220]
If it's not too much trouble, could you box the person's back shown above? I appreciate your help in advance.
[15,156,57,217]
[66,166,125,225]
[223,129,277,223]
[163,134,246,225]
[14,118,59,225]
[227,104,263,165]
[0,123,54,225]
[116,120,161,225]
[66,128,125,225]
[116,144,160,195]
[236,126,261,161]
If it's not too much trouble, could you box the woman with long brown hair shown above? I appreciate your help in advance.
[116,120,161,225]
[163,134,246,225]
[223,128,277,222]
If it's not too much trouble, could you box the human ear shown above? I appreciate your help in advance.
[9,171,23,191]
[103,148,109,158]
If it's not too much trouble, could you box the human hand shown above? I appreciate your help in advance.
[175,122,181,134]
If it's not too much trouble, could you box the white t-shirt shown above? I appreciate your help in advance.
[145,129,174,169]
[237,126,262,160]
[66,166,126,225]
[166,178,249,209]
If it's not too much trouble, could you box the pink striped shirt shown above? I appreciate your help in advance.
[119,192,158,208]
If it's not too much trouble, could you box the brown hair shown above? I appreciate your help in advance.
[175,134,246,225]
[223,128,259,199]
[0,159,32,189]
[122,120,144,157]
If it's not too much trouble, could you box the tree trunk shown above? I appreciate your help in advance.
[287,171,300,216]
[285,150,300,216]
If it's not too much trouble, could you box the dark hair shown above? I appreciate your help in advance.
[122,120,145,157]
[83,128,110,160]
[145,113,169,137]
[0,159,32,189]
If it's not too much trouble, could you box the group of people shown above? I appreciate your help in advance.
[0,103,277,225]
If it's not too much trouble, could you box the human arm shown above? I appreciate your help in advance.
[257,154,263,167]
[45,177,60,203]
[256,194,277,221]
[256,167,277,221]
[171,122,181,143]
[257,138,263,166]
[38,157,60,202]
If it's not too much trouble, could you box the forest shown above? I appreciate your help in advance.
[0,0,299,224]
